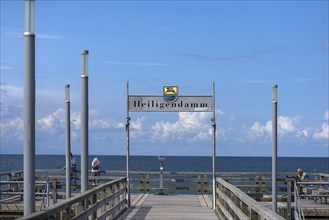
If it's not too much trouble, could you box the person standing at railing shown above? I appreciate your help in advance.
[70,153,77,176]
[62,153,78,192]
[297,168,309,194]
[62,153,77,176]
[297,168,309,182]
[91,157,101,185]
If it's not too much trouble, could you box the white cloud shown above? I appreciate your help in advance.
[248,116,299,141]
[312,111,329,141]
[278,116,299,134]
[150,112,212,142]
[313,123,329,140]
[0,117,24,140]
[38,108,65,133]
[117,122,125,129]
[247,113,329,143]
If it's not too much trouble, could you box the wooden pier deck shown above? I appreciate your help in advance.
[119,194,218,220]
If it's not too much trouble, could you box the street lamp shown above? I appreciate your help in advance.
[24,0,35,215]
[272,85,278,213]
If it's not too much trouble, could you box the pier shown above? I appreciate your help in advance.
[1,170,328,219]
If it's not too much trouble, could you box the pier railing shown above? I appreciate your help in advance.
[1,170,328,219]
[17,177,127,220]
[2,170,328,198]
[216,177,285,220]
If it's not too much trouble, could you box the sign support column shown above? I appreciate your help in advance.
[212,82,216,210]
[272,85,278,212]
[126,81,131,207]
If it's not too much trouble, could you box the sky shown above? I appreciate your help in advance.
[0,1,328,157]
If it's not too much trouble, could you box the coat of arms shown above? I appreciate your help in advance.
[163,86,178,102]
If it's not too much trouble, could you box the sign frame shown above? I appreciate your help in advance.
[125,82,216,210]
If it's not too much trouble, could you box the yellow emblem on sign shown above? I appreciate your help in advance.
[163,86,178,102]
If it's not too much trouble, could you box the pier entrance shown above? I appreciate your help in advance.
[126,83,216,208]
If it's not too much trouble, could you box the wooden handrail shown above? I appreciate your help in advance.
[216,178,285,220]
[17,177,127,220]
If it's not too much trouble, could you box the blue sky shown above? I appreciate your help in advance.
[1,1,328,157]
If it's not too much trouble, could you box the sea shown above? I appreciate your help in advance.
[1,155,328,174]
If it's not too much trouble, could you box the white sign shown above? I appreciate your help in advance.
[128,95,214,112]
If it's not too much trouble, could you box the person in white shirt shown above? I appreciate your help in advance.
[91,158,101,185]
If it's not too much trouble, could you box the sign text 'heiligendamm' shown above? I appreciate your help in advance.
[128,96,214,112]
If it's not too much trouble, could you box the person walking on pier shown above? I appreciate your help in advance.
[91,157,101,185]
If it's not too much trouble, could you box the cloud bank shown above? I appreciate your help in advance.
[0,84,328,155]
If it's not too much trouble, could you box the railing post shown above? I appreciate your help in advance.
[91,193,97,220]
[287,181,292,220]
[204,174,208,193]
[320,175,324,189]
[51,179,58,204]
[197,175,201,193]
[255,175,260,192]
[249,207,258,219]
[140,173,144,192]
[314,175,319,190]
[146,174,150,192]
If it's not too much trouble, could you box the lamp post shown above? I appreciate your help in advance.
[272,85,278,212]
[81,50,89,195]
[65,85,71,199]
[23,0,35,215]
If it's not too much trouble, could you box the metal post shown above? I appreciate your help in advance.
[287,181,292,220]
[272,85,278,212]
[65,85,71,199]
[158,156,165,195]
[126,81,131,207]
[212,81,216,210]
[46,180,50,207]
[81,50,89,194]
[23,0,35,215]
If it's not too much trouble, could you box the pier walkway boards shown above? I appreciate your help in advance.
[119,193,218,220]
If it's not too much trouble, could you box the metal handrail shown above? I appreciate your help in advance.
[292,181,329,220]
[293,181,305,220]
[0,180,52,210]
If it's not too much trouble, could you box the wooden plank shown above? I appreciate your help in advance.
[120,194,218,219]
[203,194,213,208]
[135,194,149,206]
[130,194,145,207]
[198,195,207,207]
